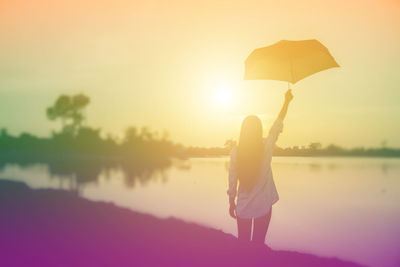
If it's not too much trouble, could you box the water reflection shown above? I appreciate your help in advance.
[0,157,172,194]
[1,157,400,267]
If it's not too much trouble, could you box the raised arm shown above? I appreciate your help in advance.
[263,89,294,150]
[278,89,294,121]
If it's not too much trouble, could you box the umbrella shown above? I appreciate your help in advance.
[244,39,339,87]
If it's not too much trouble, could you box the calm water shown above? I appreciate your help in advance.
[1,157,399,267]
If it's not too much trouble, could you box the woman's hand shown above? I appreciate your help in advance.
[229,202,237,219]
[285,89,294,103]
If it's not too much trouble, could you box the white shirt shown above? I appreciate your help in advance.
[227,118,283,219]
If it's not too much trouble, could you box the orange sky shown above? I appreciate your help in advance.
[0,0,399,147]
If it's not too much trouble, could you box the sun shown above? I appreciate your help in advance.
[212,83,235,109]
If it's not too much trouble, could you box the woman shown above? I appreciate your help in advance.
[227,89,293,244]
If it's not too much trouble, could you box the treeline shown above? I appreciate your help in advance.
[0,93,186,168]
[0,127,185,163]
[2,128,399,160]
[273,143,400,158]
[185,141,400,158]
[1,93,399,162]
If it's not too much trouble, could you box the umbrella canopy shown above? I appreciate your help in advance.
[244,39,339,84]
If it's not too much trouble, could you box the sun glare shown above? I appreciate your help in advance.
[212,83,235,109]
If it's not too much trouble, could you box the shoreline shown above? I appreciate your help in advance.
[0,180,365,267]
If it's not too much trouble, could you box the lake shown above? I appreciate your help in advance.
[1,156,399,267]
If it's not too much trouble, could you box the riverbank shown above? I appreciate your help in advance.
[0,180,364,267]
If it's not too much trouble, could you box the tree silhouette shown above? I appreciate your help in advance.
[46,94,90,135]
[308,142,322,150]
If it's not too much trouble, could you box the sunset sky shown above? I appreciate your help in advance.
[0,0,399,148]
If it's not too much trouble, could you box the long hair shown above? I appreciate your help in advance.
[237,115,263,192]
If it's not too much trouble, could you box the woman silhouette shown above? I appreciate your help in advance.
[227,89,293,244]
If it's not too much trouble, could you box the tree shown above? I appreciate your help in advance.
[46,95,71,128]
[308,142,322,150]
[46,94,90,135]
